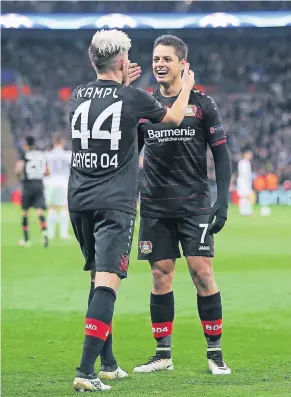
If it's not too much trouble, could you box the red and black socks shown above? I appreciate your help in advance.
[197,292,223,350]
[150,292,174,358]
[80,286,116,374]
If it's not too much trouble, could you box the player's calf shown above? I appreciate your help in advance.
[134,290,175,373]
[21,212,29,243]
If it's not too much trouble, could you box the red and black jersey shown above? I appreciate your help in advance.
[68,79,166,214]
[139,89,226,218]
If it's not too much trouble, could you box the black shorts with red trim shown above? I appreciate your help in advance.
[70,209,135,279]
[138,214,214,262]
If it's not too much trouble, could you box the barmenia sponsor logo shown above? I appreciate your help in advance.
[148,127,196,141]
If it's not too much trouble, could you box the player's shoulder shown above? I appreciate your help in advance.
[190,89,217,106]
[70,80,96,101]
[123,86,156,106]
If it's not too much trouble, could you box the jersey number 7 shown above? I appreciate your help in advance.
[71,99,122,150]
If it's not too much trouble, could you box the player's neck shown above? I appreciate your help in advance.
[159,80,182,98]
[97,72,122,84]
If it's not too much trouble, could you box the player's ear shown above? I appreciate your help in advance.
[180,59,186,72]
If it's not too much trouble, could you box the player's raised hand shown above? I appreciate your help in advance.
[124,62,142,87]
[208,201,228,234]
[181,63,195,91]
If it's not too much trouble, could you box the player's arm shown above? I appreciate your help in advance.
[204,97,232,234]
[137,123,145,154]
[135,64,195,126]
[162,64,195,125]
[15,160,24,179]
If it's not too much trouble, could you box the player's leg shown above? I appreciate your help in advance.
[19,208,31,247]
[59,205,71,239]
[35,207,48,248]
[180,215,231,375]
[58,185,71,240]
[87,269,122,379]
[238,187,253,216]
[33,188,48,248]
[70,210,112,391]
[134,218,179,373]
[70,210,132,391]
[97,210,134,380]
[45,182,57,239]
[19,190,31,247]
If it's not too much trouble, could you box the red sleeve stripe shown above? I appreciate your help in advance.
[211,138,227,147]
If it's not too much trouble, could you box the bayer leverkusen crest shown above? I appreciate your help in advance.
[185,105,203,119]
[139,241,153,254]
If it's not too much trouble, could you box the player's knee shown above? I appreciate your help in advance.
[151,261,174,290]
[36,208,44,217]
[188,256,213,283]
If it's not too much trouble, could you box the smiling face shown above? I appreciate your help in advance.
[152,44,185,87]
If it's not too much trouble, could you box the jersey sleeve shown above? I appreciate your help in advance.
[203,96,227,147]
[134,88,167,123]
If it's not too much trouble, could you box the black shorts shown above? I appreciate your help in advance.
[138,214,214,262]
[21,186,46,210]
[70,209,135,279]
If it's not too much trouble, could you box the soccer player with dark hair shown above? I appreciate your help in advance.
[68,29,195,392]
[15,136,49,248]
[132,35,232,375]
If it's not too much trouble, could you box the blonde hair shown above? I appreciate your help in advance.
[89,29,131,72]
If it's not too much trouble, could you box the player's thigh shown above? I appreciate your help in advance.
[44,183,52,206]
[138,217,180,262]
[178,214,214,258]
[69,210,95,271]
[94,210,135,279]
[54,185,68,207]
[21,193,32,211]
[32,189,47,210]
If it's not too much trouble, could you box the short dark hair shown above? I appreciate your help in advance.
[242,145,253,153]
[26,136,35,147]
[88,44,119,73]
[153,35,188,61]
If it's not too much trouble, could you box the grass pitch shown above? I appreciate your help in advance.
[1,203,291,396]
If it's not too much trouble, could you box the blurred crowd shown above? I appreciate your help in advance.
[2,33,291,89]
[2,0,291,13]
[2,27,291,184]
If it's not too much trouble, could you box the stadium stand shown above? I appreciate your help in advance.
[1,1,291,189]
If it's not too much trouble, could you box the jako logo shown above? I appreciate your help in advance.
[85,324,97,331]
[148,127,195,139]
[199,245,210,250]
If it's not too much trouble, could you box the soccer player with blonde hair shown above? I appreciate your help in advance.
[69,29,195,392]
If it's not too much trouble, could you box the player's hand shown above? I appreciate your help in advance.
[181,63,195,91]
[124,62,142,87]
[208,201,228,234]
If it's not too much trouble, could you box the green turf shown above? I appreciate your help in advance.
[2,203,291,396]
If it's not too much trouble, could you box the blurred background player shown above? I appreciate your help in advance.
[237,148,254,216]
[45,135,72,239]
[15,136,49,248]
